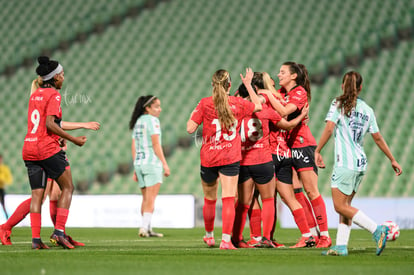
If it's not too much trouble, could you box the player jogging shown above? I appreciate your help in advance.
[315,71,402,256]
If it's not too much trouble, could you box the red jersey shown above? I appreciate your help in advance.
[284,86,316,148]
[262,91,291,158]
[190,96,255,167]
[269,123,291,158]
[241,104,281,166]
[22,87,62,161]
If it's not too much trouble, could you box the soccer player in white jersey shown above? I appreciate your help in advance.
[129,95,170,238]
[315,71,402,256]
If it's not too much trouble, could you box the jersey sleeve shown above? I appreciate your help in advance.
[241,98,255,117]
[288,89,307,109]
[267,108,282,125]
[325,99,340,123]
[367,108,379,133]
[46,92,62,117]
[190,99,204,125]
[148,116,161,136]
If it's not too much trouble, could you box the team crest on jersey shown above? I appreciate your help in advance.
[300,136,304,144]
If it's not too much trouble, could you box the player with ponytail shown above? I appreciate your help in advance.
[187,68,261,250]
[130,95,170,238]
[315,71,402,256]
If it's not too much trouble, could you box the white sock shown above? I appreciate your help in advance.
[222,233,231,242]
[205,231,214,238]
[336,223,352,246]
[142,212,153,231]
[310,227,319,236]
[352,210,377,233]
[320,231,330,237]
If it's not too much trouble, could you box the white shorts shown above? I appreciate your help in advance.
[331,167,365,195]
[134,164,163,189]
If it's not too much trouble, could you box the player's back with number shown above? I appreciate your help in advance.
[191,96,254,167]
[23,87,62,161]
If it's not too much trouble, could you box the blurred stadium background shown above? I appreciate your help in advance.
[0,0,413,200]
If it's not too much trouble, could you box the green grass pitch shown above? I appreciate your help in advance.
[1,227,413,275]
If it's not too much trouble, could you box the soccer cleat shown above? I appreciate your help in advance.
[66,234,85,247]
[203,236,215,247]
[50,233,75,249]
[246,238,261,248]
[373,225,389,256]
[316,236,332,248]
[235,239,250,248]
[321,245,348,256]
[32,239,50,250]
[259,237,276,248]
[219,240,237,250]
[139,228,149,238]
[313,235,320,246]
[148,230,164,238]
[271,239,286,248]
[290,236,316,248]
[0,225,12,245]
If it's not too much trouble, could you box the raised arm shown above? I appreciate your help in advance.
[241,68,262,112]
[371,132,402,175]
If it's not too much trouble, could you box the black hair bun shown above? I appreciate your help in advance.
[38,56,50,65]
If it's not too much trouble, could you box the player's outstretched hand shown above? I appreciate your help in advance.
[85,122,101,131]
[240,67,254,86]
[73,136,87,147]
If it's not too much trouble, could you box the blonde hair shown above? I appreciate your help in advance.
[30,76,43,95]
[262,72,283,100]
[212,69,235,130]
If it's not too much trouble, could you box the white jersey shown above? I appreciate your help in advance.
[325,98,379,171]
[132,114,162,166]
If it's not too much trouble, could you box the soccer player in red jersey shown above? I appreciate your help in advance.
[263,62,331,247]
[231,80,309,248]
[22,56,87,249]
[255,73,316,248]
[187,68,262,250]
[0,77,99,247]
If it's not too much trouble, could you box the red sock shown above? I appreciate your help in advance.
[310,195,328,232]
[292,208,311,235]
[3,198,31,230]
[295,190,317,228]
[221,196,236,235]
[30,212,41,239]
[261,198,275,240]
[270,194,277,238]
[249,208,262,238]
[55,208,69,232]
[203,198,216,232]
[49,200,58,226]
[232,203,250,242]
